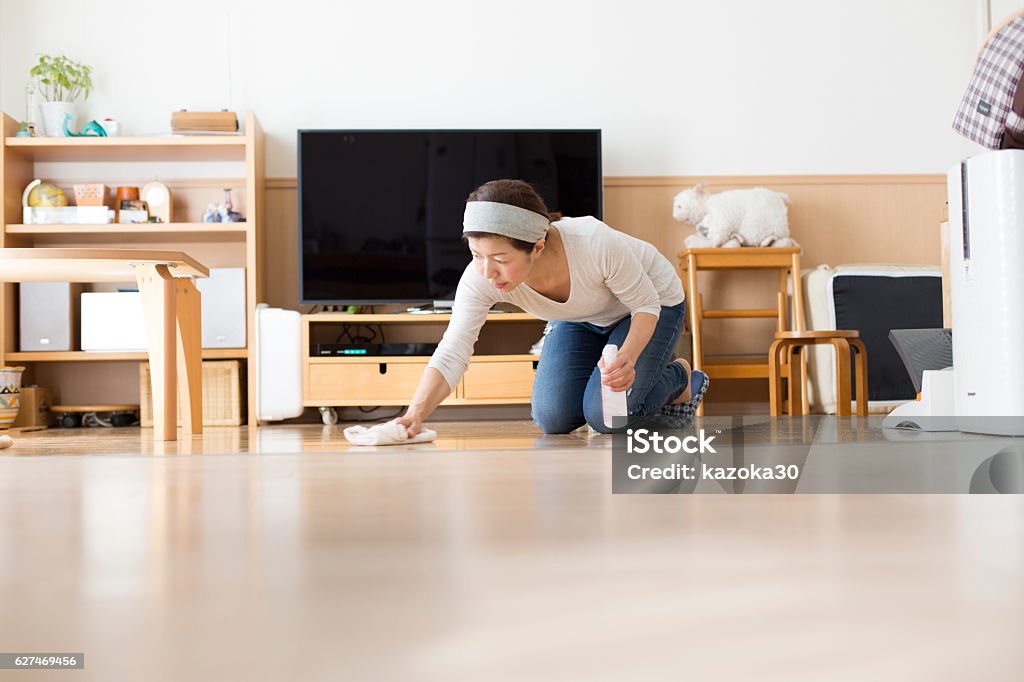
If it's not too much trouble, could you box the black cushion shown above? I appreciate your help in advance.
[831,275,944,401]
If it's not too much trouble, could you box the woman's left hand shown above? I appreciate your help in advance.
[598,351,635,392]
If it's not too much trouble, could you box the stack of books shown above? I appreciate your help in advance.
[170,111,239,133]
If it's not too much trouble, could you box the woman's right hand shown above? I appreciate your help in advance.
[393,412,424,438]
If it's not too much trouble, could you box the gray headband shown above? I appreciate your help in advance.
[463,201,550,243]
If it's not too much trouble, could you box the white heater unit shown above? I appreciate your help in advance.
[254,304,304,422]
[947,150,1024,435]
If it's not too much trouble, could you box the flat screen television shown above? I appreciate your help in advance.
[298,129,602,305]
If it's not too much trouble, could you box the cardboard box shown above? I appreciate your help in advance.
[12,387,54,428]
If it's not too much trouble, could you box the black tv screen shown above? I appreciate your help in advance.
[298,129,602,305]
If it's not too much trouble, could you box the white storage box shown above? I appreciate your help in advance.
[23,206,112,224]
[802,264,943,414]
[80,292,146,351]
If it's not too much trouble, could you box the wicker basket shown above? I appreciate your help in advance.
[139,360,244,427]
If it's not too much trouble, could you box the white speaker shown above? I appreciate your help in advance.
[19,282,79,351]
[196,268,246,348]
[80,292,147,351]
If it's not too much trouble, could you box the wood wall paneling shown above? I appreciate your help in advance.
[267,174,946,356]
[603,176,946,357]
[8,174,945,409]
[269,174,945,413]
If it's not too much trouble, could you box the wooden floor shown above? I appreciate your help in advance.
[1,421,1023,680]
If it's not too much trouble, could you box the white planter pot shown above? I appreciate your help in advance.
[40,101,78,137]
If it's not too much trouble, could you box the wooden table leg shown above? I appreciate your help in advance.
[687,254,702,375]
[694,292,707,416]
[683,255,706,417]
[798,350,810,415]
[832,339,852,417]
[136,264,177,441]
[788,344,808,416]
[768,339,786,416]
[850,338,869,417]
[790,254,805,331]
[776,278,787,333]
[175,277,203,436]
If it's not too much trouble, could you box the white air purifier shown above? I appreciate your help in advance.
[254,304,304,422]
[947,150,1024,435]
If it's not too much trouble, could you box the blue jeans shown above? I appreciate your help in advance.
[531,303,688,434]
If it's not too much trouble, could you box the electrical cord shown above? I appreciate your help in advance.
[82,412,112,427]
[352,407,404,422]
[335,323,380,344]
[335,325,351,344]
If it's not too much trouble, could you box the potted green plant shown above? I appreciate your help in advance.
[29,54,94,137]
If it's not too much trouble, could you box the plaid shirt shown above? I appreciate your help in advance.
[953,16,1024,149]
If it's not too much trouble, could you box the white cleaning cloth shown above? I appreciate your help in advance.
[343,421,437,446]
[0,434,13,450]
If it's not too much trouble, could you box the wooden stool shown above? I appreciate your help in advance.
[678,247,805,416]
[768,331,868,417]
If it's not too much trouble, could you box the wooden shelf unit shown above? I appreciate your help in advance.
[302,311,545,407]
[4,134,248,162]
[5,223,248,236]
[3,348,247,362]
[0,112,264,420]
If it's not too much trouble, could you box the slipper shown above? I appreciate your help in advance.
[0,434,13,450]
[659,370,710,419]
[343,421,437,446]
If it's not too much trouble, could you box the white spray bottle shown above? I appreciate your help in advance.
[602,344,628,428]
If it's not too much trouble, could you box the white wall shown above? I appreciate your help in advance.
[0,0,993,177]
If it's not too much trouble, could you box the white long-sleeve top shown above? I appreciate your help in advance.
[426,216,685,391]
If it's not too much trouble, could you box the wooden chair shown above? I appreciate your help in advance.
[768,331,868,417]
[678,247,804,415]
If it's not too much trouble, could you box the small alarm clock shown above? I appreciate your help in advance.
[140,181,171,223]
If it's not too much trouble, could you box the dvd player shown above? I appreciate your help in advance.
[314,342,438,357]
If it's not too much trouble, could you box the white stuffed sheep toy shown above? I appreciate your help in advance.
[673,183,798,249]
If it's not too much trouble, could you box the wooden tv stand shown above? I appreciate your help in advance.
[301,311,545,411]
